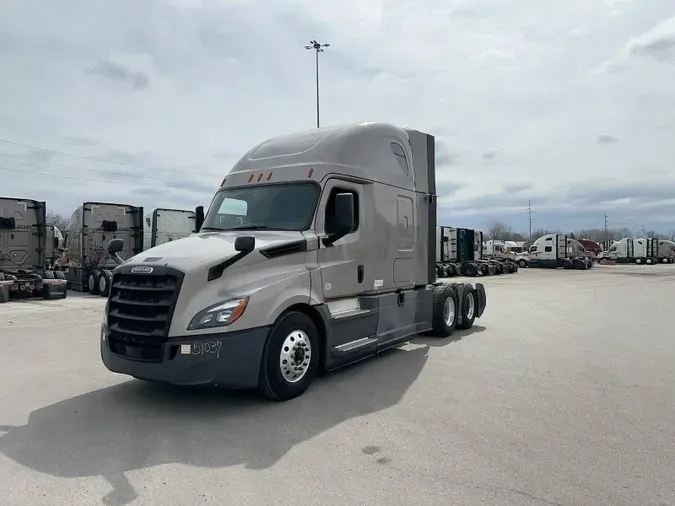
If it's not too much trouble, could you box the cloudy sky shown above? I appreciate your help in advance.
[1,0,674,234]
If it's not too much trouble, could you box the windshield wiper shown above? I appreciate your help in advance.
[229,225,270,230]
[200,226,227,231]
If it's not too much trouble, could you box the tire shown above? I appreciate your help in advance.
[259,311,320,401]
[479,264,489,275]
[436,264,443,279]
[513,263,519,273]
[98,270,111,297]
[495,264,503,275]
[518,259,527,268]
[635,258,643,265]
[462,263,478,277]
[456,285,477,330]
[430,285,458,337]
[563,260,573,269]
[645,258,653,265]
[442,264,451,277]
[88,270,101,295]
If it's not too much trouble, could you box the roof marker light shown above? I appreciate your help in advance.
[257,172,263,181]
[220,177,227,186]
[308,168,314,177]
[248,174,254,182]
[266,172,273,180]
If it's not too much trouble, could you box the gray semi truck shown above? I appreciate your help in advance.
[63,202,143,296]
[0,197,68,302]
[100,123,487,401]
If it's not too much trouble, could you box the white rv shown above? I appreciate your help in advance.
[608,238,659,264]
[143,208,196,251]
[528,233,593,269]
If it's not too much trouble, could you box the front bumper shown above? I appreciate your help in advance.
[100,323,270,389]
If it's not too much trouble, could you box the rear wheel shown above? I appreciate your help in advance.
[430,285,458,337]
[259,311,320,401]
[457,285,477,330]
[518,259,527,268]
[88,270,100,294]
[98,270,111,297]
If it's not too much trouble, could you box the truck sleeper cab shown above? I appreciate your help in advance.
[528,234,593,270]
[64,202,143,296]
[0,197,68,302]
[100,123,487,401]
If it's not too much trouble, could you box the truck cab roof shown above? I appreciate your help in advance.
[222,122,431,194]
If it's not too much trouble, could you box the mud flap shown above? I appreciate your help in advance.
[0,281,11,303]
[42,279,68,300]
[450,283,465,327]
[475,282,486,318]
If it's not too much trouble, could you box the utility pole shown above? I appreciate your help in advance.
[304,39,330,128]
[528,200,532,238]
[604,212,608,240]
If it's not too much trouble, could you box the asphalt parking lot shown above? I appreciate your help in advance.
[1,265,674,506]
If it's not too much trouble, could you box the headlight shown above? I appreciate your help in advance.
[187,297,248,330]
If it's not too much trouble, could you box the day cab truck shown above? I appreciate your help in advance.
[528,233,593,270]
[63,202,143,296]
[101,122,488,401]
[0,197,67,302]
[143,208,196,251]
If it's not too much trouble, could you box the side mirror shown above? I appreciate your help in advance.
[195,206,205,232]
[107,238,124,254]
[234,235,255,253]
[324,193,354,247]
[107,238,125,265]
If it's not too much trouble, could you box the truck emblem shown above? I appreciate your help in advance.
[131,266,153,274]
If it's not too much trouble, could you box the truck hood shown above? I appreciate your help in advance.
[125,230,307,273]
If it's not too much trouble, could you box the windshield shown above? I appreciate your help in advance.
[202,183,320,231]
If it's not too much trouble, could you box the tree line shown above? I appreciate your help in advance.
[484,219,675,243]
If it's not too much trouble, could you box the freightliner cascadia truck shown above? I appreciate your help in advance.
[101,122,487,401]
[63,202,143,296]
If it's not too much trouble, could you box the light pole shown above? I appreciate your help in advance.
[304,39,330,128]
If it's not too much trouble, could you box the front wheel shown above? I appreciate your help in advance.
[259,311,320,401]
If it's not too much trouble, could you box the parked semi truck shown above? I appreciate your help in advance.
[528,233,593,269]
[63,202,143,296]
[483,239,519,271]
[436,227,516,276]
[100,122,488,401]
[607,238,660,264]
[0,197,68,302]
[143,208,196,251]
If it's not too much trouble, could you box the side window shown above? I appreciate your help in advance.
[325,188,359,235]
[529,245,538,252]
[545,246,552,252]
[609,245,617,252]
[390,142,409,175]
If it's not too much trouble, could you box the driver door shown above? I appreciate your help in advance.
[315,179,367,300]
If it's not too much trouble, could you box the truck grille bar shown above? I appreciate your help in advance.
[106,266,184,362]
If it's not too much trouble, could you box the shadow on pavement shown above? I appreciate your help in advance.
[413,325,487,347]
[0,345,429,505]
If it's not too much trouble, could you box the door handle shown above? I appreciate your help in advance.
[357,265,364,283]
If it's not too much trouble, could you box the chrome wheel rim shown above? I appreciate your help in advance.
[443,297,455,326]
[99,274,107,292]
[279,330,312,383]
[466,293,475,319]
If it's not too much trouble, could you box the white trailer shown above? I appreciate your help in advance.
[143,208,196,251]
[528,233,593,269]
[608,238,659,264]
